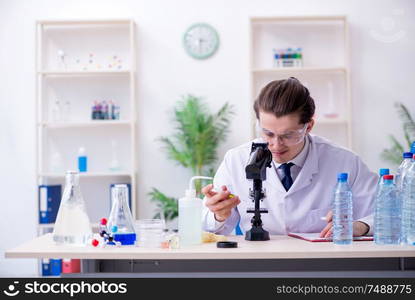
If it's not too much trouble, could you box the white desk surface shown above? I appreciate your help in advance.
[5,234,415,260]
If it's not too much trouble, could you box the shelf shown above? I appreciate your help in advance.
[39,121,133,128]
[251,15,347,23]
[252,67,346,75]
[39,172,133,178]
[315,118,347,124]
[39,70,132,77]
[36,18,137,277]
[38,19,133,26]
[250,15,351,149]
[38,223,100,229]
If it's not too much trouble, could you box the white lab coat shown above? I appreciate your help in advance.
[202,134,377,235]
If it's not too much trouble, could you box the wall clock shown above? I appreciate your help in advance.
[183,23,219,59]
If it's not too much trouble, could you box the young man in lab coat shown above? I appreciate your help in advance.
[201,77,376,237]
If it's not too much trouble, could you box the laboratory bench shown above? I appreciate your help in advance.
[5,234,415,277]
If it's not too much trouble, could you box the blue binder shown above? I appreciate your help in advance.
[41,258,62,276]
[41,259,51,276]
[38,185,62,224]
[50,259,62,276]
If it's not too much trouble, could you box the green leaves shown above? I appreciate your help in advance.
[150,95,234,220]
[381,103,415,165]
[396,102,415,147]
[148,188,178,221]
[159,95,234,175]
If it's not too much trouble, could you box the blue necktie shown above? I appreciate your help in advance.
[280,162,294,191]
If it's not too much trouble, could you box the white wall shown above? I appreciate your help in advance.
[0,0,414,276]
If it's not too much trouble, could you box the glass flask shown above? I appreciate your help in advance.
[107,184,136,245]
[53,171,92,246]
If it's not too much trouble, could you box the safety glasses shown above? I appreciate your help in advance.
[258,123,308,146]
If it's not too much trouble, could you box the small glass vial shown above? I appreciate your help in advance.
[170,229,180,249]
[161,229,170,249]
[51,100,61,122]
[57,49,67,70]
[62,101,71,122]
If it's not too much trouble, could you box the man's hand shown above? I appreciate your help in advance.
[201,184,241,222]
[319,210,370,238]
[319,211,333,238]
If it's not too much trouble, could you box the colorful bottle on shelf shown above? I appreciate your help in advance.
[91,101,98,120]
[273,47,303,68]
[102,101,109,120]
[77,147,87,173]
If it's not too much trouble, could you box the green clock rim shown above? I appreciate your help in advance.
[183,23,220,60]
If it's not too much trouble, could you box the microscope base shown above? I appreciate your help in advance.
[245,226,270,241]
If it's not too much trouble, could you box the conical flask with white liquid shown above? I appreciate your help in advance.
[53,171,92,246]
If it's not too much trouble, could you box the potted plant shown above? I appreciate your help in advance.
[149,94,234,222]
[381,103,415,165]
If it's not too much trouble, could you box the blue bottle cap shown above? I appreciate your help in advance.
[403,152,413,158]
[411,141,415,154]
[383,175,394,183]
[337,173,348,181]
[379,168,390,176]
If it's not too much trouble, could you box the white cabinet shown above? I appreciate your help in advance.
[35,20,137,233]
[250,16,352,148]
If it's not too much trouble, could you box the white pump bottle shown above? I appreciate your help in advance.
[178,176,213,246]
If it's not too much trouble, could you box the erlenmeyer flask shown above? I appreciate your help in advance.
[107,184,136,245]
[53,171,92,246]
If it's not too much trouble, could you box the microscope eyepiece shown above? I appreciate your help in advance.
[245,143,272,180]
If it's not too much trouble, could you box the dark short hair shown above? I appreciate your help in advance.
[253,77,315,124]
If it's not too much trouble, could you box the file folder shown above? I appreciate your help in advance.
[38,185,62,224]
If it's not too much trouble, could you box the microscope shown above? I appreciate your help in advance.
[245,142,273,241]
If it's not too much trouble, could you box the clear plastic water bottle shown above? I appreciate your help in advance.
[401,154,415,245]
[374,168,389,206]
[332,173,353,245]
[378,168,390,182]
[374,175,401,245]
[396,152,413,191]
